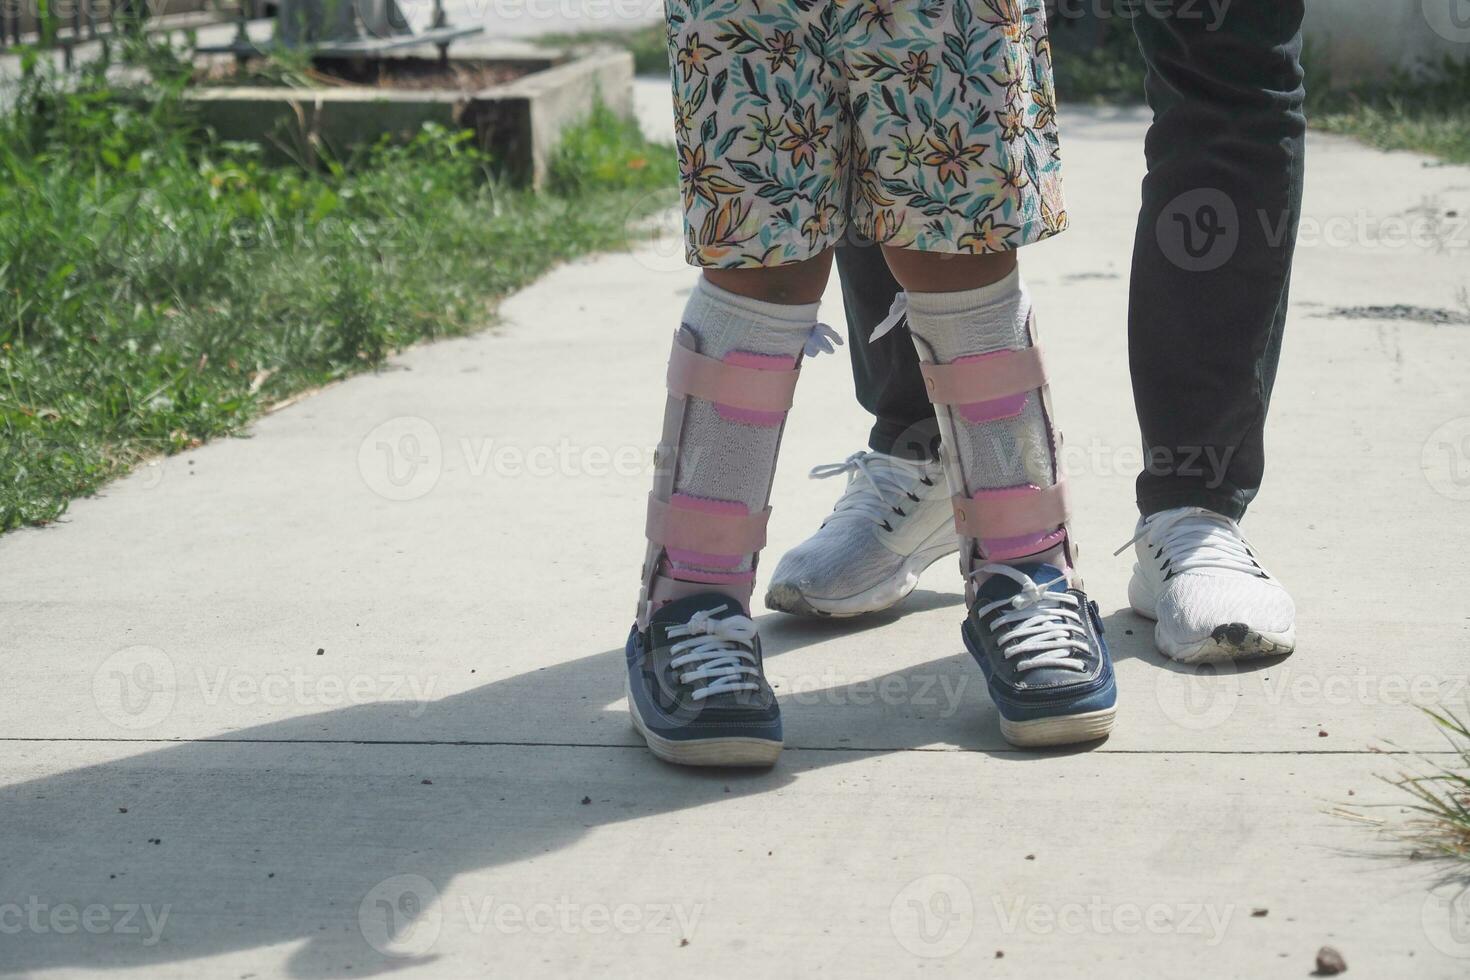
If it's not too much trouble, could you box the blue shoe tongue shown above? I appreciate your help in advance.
[650,591,745,628]
[975,563,1068,603]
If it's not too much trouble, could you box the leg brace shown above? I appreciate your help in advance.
[637,327,805,628]
[909,309,1078,602]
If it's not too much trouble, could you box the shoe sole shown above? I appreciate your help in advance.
[1000,707,1116,748]
[626,677,782,768]
[1128,566,1296,665]
[764,528,959,619]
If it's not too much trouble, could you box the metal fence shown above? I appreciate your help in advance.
[1,0,233,62]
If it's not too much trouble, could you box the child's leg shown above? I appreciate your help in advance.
[834,0,1114,747]
[881,248,1071,591]
[627,255,833,769]
[629,1,847,768]
[638,253,833,624]
[878,245,1116,748]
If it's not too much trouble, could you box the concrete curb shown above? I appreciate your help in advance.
[184,46,634,183]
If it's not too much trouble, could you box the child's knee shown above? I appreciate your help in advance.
[880,246,1019,294]
[702,250,835,306]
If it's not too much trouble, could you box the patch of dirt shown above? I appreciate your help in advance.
[1322,304,1470,326]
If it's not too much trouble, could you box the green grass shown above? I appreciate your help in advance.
[539,23,670,76]
[0,41,677,531]
[1388,710,1470,863]
[1048,13,1147,104]
[1347,710,1470,866]
[1308,56,1470,165]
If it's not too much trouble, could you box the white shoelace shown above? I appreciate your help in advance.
[804,322,845,358]
[809,451,934,532]
[1112,507,1265,578]
[868,292,909,343]
[664,606,761,700]
[971,564,1091,673]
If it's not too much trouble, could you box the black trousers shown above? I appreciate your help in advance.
[835,0,1306,520]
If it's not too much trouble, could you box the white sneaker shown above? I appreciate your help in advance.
[765,451,958,617]
[1124,506,1296,663]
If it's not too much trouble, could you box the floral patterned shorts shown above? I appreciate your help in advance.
[667,0,1068,268]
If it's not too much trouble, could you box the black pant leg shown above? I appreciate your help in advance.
[833,242,939,461]
[1128,0,1307,519]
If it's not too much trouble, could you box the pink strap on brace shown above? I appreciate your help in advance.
[919,346,1047,406]
[646,493,770,559]
[667,342,800,414]
[952,482,1070,561]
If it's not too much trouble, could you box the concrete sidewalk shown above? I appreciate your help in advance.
[2,93,1469,977]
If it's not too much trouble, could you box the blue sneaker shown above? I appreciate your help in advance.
[962,563,1117,747]
[625,592,782,767]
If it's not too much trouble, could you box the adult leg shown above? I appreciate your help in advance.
[1129,0,1306,517]
[834,242,938,461]
[1124,1,1305,662]
[763,220,966,625]
[763,241,956,620]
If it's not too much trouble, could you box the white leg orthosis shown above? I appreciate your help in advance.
[638,278,830,628]
[898,270,1076,600]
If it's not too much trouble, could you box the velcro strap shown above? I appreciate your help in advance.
[951,481,1070,540]
[920,346,1046,406]
[667,343,799,413]
[646,494,770,555]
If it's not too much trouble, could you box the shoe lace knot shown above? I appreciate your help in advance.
[971,564,1092,673]
[664,606,761,700]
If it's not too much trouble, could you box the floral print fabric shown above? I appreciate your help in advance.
[667,0,1068,268]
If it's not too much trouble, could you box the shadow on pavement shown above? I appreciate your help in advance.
[0,586,1046,977]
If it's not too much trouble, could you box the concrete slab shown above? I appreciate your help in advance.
[1,101,1468,976]
[0,743,1455,977]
